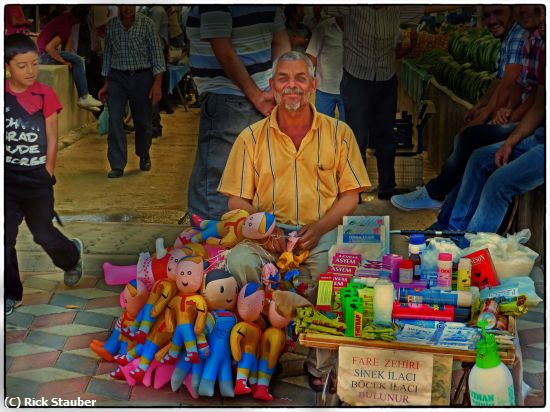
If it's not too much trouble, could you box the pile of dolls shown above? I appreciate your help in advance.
[89,210,311,401]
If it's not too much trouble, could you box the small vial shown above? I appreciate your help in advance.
[399,260,414,284]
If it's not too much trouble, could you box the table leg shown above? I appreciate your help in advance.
[451,362,474,406]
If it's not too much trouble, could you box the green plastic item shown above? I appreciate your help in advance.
[475,320,502,369]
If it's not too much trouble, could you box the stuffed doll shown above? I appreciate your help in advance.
[252,299,292,401]
[118,278,178,347]
[169,332,208,399]
[89,279,149,361]
[241,212,276,240]
[230,282,265,395]
[197,269,239,398]
[103,238,208,288]
[188,209,250,248]
[158,256,208,364]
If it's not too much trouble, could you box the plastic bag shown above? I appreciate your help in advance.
[480,276,542,307]
[96,105,109,135]
[460,229,538,279]
[420,237,462,287]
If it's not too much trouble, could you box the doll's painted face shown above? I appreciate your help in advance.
[166,249,189,280]
[242,212,276,240]
[175,256,204,293]
[121,279,149,318]
[237,283,265,322]
[203,270,239,311]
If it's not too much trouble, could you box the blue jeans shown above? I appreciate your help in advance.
[187,93,263,220]
[39,51,89,97]
[106,69,154,171]
[425,123,517,201]
[448,127,544,233]
[315,90,345,121]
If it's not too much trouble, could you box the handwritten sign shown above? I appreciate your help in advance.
[337,346,433,406]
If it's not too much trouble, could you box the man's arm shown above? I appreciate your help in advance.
[146,19,166,106]
[44,113,59,176]
[490,64,522,119]
[210,38,275,117]
[45,36,71,68]
[297,189,361,250]
[495,85,544,167]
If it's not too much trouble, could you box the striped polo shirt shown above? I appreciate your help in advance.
[326,6,424,81]
[186,6,285,96]
[219,105,371,226]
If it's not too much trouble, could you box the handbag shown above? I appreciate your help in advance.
[96,105,109,135]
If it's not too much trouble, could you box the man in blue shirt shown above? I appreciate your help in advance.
[98,5,165,178]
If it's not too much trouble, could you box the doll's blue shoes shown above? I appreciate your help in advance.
[64,238,83,287]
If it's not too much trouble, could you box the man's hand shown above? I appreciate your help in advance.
[252,90,276,117]
[495,142,513,168]
[261,226,286,254]
[149,84,162,106]
[297,222,324,251]
[63,61,72,70]
[464,106,479,124]
[98,84,108,102]
[492,108,512,125]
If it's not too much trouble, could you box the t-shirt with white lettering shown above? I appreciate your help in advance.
[306,17,343,95]
[4,79,62,170]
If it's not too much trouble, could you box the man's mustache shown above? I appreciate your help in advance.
[282,87,303,95]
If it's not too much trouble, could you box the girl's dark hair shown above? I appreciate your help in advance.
[5,33,38,64]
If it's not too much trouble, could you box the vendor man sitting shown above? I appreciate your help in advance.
[218,50,370,389]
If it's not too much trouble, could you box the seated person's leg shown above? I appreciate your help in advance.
[226,241,277,288]
[448,142,506,232]
[392,123,518,210]
[58,51,89,98]
[465,135,544,234]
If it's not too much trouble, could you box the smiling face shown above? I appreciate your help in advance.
[203,275,239,311]
[482,6,514,39]
[174,256,204,294]
[166,249,189,281]
[270,58,316,113]
[6,51,39,92]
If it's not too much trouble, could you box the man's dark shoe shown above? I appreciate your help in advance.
[64,238,83,287]
[140,157,151,171]
[189,100,201,109]
[5,298,22,316]
[123,123,135,133]
[108,169,124,178]
[152,130,162,138]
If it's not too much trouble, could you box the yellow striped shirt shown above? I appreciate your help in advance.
[219,105,371,226]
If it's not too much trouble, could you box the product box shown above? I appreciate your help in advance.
[316,273,352,311]
[464,248,499,290]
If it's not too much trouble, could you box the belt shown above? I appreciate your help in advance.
[113,68,151,75]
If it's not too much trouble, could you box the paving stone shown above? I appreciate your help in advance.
[523,372,543,390]
[64,331,110,350]
[65,347,102,359]
[527,342,545,350]
[278,375,311,390]
[95,361,118,376]
[519,327,544,346]
[23,287,48,295]
[23,277,59,291]
[31,311,77,329]
[6,342,58,357]
[9,367,84,383]
[517,319,544,331]
[86,377,131,401]
[50,293,89,309]
[8,350,61,373]
[523,359,544,374]
[6,329,28,344]
[18,303,73,316]
[39,323,107,337]
[95,278,125,293]
[56,352,99,375]
[85,295,121,309]
[6,357,14,372]
[22,291,52,306]
[57,288,118,300]
[36,376,92,399]
[75,311,117,329]
[6,311,34,328]
[6,324,27,332]
[56,276,98,291]
[86,306,124,318]
[524,394,544,407]
[25,330,67,350]
[130,383,188,404]
[5,376,41,399]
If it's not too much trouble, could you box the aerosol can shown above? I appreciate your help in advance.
[468,320,515,406]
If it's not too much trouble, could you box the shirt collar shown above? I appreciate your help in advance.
[268,103,321,134]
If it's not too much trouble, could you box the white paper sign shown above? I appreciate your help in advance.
[337,346,434,406]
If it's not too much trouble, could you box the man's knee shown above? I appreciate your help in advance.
[226,244,263,287]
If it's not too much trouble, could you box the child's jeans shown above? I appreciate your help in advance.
[4,167,79,301]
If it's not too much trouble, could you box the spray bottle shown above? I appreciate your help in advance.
[468,320,515,406]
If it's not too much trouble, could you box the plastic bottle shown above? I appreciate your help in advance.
[409,234,426,255]
[399,260,413,284]
[436,253,453,291]
[409,244,422,281]
[469,321,515,406]
[457,258,472,291]
[373,279,394,326]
